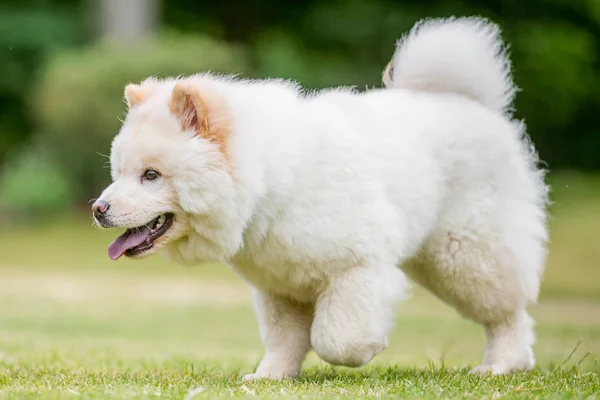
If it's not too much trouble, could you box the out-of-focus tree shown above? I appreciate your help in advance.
[94,0,160,42]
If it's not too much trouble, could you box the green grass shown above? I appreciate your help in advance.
[0,266,598,399]
[2,368,599,399]
[0,172,599,398]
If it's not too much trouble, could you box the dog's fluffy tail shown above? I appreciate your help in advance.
[383,17,515,116]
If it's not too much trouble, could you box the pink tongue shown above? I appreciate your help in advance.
[108,225,152,260]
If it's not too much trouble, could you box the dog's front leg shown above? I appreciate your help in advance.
[311,264,409,367]
[244,288,313,380]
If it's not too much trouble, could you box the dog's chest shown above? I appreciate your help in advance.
[230,209,364,302]
[230,252,329,303]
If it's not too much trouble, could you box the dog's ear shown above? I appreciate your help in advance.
[169,82,210,135]
[124,84,146,108]
[169,81,230,162]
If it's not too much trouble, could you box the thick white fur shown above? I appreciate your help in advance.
[96,17,548,379]
[383,17,516,115]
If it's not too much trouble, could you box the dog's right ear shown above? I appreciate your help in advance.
[124,84,146,108]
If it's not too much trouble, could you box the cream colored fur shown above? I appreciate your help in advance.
[94,17,548,379]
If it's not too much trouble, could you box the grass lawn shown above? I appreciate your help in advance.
[0,172,599,398]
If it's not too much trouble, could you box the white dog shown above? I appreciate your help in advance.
[93,17,548,379]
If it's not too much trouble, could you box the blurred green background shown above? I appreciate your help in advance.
[0,0,599,389]
[2,0,600,216]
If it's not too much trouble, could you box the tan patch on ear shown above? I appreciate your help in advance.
[169,81,231,164]
[124,84,146,108]
[169,83,209,133]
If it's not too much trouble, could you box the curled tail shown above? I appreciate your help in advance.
[383,17,516,116]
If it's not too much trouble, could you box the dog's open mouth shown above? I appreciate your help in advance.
[108,213,174,260]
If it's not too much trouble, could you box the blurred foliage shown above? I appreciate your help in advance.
[0,1,83,168]
[0,147,75,220]
[31,33,247,202]
[0,0,599,216]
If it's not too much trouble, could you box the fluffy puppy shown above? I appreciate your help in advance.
[93,17,548,379]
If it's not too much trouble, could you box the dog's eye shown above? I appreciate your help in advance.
[142,169,160,181]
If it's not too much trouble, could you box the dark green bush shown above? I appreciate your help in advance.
[33,33,249,202]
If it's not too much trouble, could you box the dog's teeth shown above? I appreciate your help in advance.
[151,215,166,233]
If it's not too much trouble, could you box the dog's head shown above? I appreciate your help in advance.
[92,77,235,261]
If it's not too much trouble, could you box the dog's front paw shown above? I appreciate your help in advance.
[312,335,389,368]
[242,373,264,381]
[243,353,301,381]
[468,364,509,375]
[242,371,293,381]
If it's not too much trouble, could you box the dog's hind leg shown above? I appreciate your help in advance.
[470,310,535,374]
[403,227,544,374]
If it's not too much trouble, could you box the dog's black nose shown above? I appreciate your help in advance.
[92,200,110,218]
